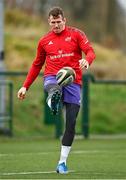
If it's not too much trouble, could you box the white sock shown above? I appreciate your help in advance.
[59,145,71,165]
[47,98,51,108]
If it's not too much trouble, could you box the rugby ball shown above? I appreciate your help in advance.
[56,67,76,86]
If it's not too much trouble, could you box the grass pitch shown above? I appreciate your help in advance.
[0,137,126,179]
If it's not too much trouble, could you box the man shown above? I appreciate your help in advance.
[17,7,95,174]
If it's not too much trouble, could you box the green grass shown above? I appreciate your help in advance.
[90,84,126,134]
[12,77,56,137]
[0,137,126,179]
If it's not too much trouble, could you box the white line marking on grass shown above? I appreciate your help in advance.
[72,171,126,176]
[0,150,111,157]
[1,170,125,177]
[72,150,126,154]
[0,171,56,175]
[0,170,75,176]
[0,150,126,157]
[0,152,50,157]
[72,150,102,154]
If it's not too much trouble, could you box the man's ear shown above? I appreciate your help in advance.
[48,18,50,24]
[64,18,66,23]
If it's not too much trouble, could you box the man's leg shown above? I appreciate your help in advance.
[56,103,80,174]
[56,83,81,174]
[62,103,80,146]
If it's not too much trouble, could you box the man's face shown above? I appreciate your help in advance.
[48,15,66,34]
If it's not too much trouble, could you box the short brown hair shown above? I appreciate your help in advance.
[48,7,64,18]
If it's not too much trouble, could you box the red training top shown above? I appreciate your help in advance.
[23,26,96,89]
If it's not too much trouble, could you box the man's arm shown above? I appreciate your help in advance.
[77,30,96,69]
[17,40,46,100]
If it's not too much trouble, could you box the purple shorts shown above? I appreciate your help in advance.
[43,75,81,105]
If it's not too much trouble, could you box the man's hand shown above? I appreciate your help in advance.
[79,59,89,70]
[17,87,27,100]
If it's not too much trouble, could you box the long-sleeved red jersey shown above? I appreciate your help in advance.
[23,26,95,89]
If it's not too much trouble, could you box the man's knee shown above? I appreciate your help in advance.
[44,83,61,93]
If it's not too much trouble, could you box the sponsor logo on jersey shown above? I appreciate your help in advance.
[50,52,74,60]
